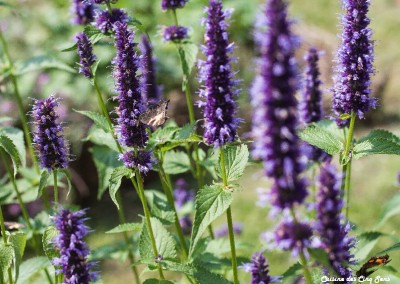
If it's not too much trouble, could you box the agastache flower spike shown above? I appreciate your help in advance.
[275,220,313,256]
[140,34,161,103]
[52,208,98,284]
[162,25,189,42]
[243,252,272,284]
[300,47,330,162]
[332,0,376,127]
[120,150,155,174]
[95,8,129,34]
[113,22,148,148]
[251,0,307,209]
[76,32,96,78]
[161,0,189,11]
[31,96,69,171]
[316,163,355,279]
[71,0,94,25]
[198,0,240,147]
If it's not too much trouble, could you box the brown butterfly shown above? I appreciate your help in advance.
[0,222,25,235]
[356,254,391,278]
[139,99,169,127]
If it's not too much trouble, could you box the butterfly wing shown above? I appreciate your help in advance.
[139,99,169,127]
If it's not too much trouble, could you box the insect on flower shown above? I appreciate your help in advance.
[356,254,391,278]
[138,99,169,127]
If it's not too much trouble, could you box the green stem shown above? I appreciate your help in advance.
[220,147,238,284]
[135,173,165,280]
[0,205,14,284]
[53,170,58,205]
[290,209,312,284]
[106,1,113,14]
[344,160,352,221]
[92,78,140,281]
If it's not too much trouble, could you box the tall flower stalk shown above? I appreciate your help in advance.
[199,0,240,282]
[251,0,311,282]
[333,0,375,219]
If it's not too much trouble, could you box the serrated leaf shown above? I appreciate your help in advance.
[90,146,122,199]
[355,231,387,260]
[74,110,109,132]
[299,123,343,155]
[316,119,344,140]
[10,232,27,281]
[0,244,14,278]
[58,169,72,197]
[139,217,177,262]
[144,191,175,225]
[84,25,106,45]
[106,223,142,234]
[143,280,175,284]
[16,257,50,284]
[42,226,59,260]
[281,262,302,279]
[353,134,400,159]
[109,166,132,210]
[14,55,75,75]
[377,241,400,255]
[177,123,196,140]
[216,145,249,182]
[193,265,232,284]
[189,185,233,256]
[0,134,21,177]
[85,126,119,152]
[37,170,50,198]
[178,42,198,90]
[162,150,191,175]
[376,193,400,228]
[0,127,26,168]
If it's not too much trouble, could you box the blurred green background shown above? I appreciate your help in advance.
[1,0,400,283]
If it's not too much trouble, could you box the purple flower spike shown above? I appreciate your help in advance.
[251,0,307,209]
[198,0,240,148]
[76,32,97,78]
[120,150,155,174]
[31,96,69,171]
[248,252,272,284]
[95,8,129,34]
[140,35,161,103]
[162,25,189,42]
[161,0,189,11]
[52,208,98,284]
[113,22,148,148]
[332,0,376,127]
[71,0,95,25]
[317,163,355,279]
[275,221,313,256]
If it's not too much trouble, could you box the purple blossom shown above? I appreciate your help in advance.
[179,215,192,235]
[161,0,189,11]
[242,252,272,284]
[52,208,98,284]
[113,22,148,148]
[71,0,95,25]
[316,163,355,279]
[215,222,243,238]
[76,32,96,78]
[173,178,195,208]
[275,221,313,256]
[95,8,129,34]
[251,0,307,209]
[91,0,109,3]
[198,0,240,147]
[120,150,155,174]
[140,34,161,103]
[31,96,69,171]
[162,25,189,42]
[332,0,376,127]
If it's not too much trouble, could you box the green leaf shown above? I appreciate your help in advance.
[353,130,400,159]
[355,231,387,260]
[14,55,75,75]
[143,280,175,284]
[139,217,177,262]
[0,134,21,177]
[74,110,109,132]
[90,145,122,199]
[144,191,176,225]
[10,232,27,281]
[177,123,196,140]
[216,145,249,182]
[58,169,72,197]
[0,244,14,279]
[299,123,343,155]
[200,148,220,180]
[377,192,400,228]
[16,257,50,284]
[189,185,233,256]
[308,248,332,270]
[109,166,132,210]
[178,42,198,91]
[377,241,400,255]
[85,126,119,152]
[83,25,106,45]
[162,150,191,175]
[316,119,344,140]
[42,226,59,260]
[106,223,142,234]
[192,265,232,284]
[381,266,400,278]
[90,240,130,261]
[358,129,400,144]
[0,127,26,168]
[37,170,50,198]
[281,262,302,279]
